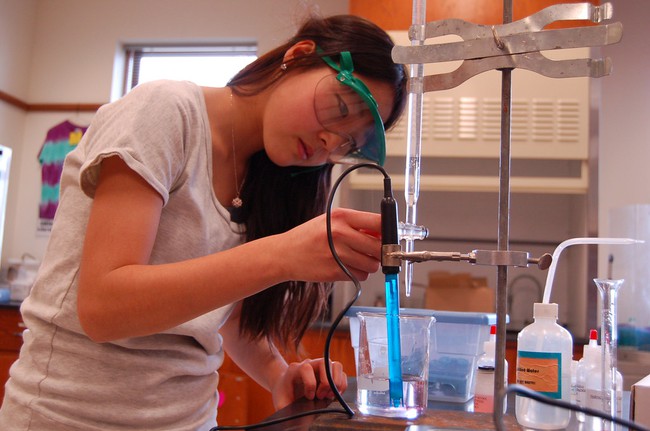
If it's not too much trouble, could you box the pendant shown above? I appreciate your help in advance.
[232,196,243,208]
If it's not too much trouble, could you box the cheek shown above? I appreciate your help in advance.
[264,95,319,141]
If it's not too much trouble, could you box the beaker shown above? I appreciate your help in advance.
[594,278,624,430]
[356,312,434,419]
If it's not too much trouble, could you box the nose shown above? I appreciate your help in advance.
[319,130,349,154]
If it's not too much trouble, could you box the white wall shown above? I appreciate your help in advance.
[0,0,36,264]
[599,1,650,250]
[597,0,650,340]
[0,0,348,266]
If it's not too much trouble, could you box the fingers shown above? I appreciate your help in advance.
[327,209,382,277]
[294,360,318,400]
[309,358,348,400]
[329,209,382,257]
[282,208,383,283]
[332,207,381,234]
[318,361,347,399]
[286,359,348,400]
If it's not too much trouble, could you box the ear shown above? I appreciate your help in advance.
[282,40,317,63]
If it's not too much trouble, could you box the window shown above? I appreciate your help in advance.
[123,43,257,94]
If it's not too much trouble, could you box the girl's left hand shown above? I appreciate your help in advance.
[271,358,348,410]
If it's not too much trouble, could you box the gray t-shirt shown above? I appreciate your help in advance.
[0,80,244,430]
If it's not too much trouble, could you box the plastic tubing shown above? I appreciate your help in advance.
[542,237,642,304]
[403,0,426,297]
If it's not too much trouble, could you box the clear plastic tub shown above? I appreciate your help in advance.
[346,306,499,403]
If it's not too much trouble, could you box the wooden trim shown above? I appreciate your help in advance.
[27,103,103,112]
[0,90,29,111]
[0,89,103,112]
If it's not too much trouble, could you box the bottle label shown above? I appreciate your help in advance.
[474,393,494,413]
[516,350,562,399]
[586,389,623,416]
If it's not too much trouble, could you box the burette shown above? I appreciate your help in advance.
[402,0,426,297]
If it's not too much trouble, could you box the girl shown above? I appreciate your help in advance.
[0,14,407,430]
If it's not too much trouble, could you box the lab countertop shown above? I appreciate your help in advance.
[249,379,630,431]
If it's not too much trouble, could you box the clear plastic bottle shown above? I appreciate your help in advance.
[576,329,600,422]
[473,325,508,413]
[515,303,573,430]
[576,329,623,430]
[570,359,579,405]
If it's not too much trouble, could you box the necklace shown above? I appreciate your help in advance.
[230,89,243,208]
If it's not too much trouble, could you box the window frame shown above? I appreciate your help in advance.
[122,42,257,95]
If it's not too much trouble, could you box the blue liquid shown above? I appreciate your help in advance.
[385,273,403,407]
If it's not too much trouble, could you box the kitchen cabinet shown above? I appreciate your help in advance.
[350,0,599,30]
[207,326,356,427]
[0,306,23,404]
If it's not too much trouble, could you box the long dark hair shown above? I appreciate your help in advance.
[228,14,408,353]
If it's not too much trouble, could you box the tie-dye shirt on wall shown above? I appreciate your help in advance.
[38,120,88,220]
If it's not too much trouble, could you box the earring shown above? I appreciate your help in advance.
[280,63,288,71]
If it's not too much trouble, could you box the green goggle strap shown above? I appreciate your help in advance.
[318,49,386,166]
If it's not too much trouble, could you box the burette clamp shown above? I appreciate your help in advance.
[382,244,403,270]
[387,249,553,270]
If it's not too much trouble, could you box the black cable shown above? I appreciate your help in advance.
[323,163,389,417]
[212,163,388,430]
[503,384,650,431]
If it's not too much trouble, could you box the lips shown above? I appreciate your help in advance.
[298,139,313,160]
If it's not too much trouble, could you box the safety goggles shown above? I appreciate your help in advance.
[314,50,386,166]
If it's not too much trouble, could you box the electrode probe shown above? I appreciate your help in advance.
[381,176,404,408]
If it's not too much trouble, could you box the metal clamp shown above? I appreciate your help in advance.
[393,24,622,64]
[391,2,622,91]
[387,249,552,270]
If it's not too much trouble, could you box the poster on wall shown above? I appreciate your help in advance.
[37,120,88,234]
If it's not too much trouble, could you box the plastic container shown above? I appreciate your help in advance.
[347,306,498,403]
[570,359,579,404]
[515,303,573,430]
[576,329,623,427]
[473,325,508,413]
[6,256,40,301]
[576,329,599,421]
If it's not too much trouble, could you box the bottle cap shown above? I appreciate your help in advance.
[533,302,558,319]
[482,325,497,360]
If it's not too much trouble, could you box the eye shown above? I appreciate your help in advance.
[336,94,349,118]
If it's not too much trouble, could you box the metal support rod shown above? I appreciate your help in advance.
[494,0,513,429]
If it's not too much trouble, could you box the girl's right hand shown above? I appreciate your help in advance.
[279,207,382,282]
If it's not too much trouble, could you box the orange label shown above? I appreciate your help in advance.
[516,351,562,399]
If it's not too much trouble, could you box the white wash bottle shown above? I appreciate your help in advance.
[474,325,508,413]
[515,303,573,430]
[576,329,600,422]
[577,329,623,430]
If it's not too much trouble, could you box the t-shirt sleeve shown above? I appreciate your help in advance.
[78,81,198,205]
